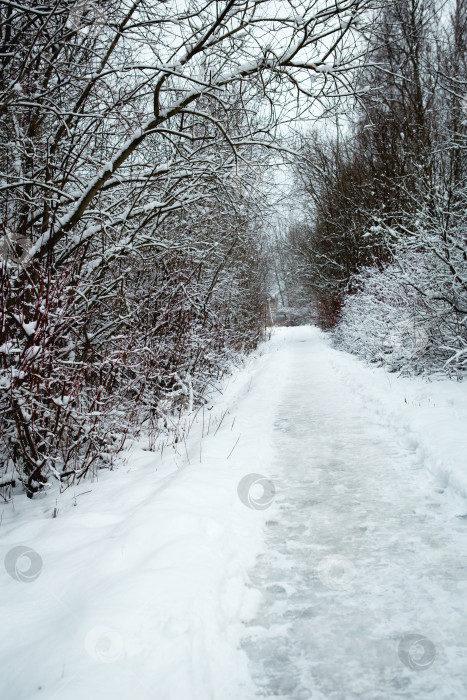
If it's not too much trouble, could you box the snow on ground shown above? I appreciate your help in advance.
[329,349,467,510]
[0,334,287,700]
[1,326,467,700]
[242,328,467,700]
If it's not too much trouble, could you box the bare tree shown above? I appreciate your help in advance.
[293,0,467,374]
[0,0,379,497]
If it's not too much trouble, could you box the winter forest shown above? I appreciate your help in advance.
[1,0,465,499]
[1,1,467,699]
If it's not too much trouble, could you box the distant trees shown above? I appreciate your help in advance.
[289,0,467,375]
[0,0,378,498]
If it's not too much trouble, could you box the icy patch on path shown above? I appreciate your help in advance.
[242,327,467,699]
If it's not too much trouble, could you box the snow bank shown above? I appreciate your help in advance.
[328,343,467,510]
[0,333,290,700]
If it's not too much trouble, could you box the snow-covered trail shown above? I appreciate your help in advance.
[2,326,467,700]
[242,328,467,699]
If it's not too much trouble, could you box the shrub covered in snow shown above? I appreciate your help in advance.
[334,203,467,377]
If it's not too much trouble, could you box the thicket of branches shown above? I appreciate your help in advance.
[0,0,377,499]
[287,0,467,375]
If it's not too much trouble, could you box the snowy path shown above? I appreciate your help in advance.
[242,328,467,699]
[2,326,467,700]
